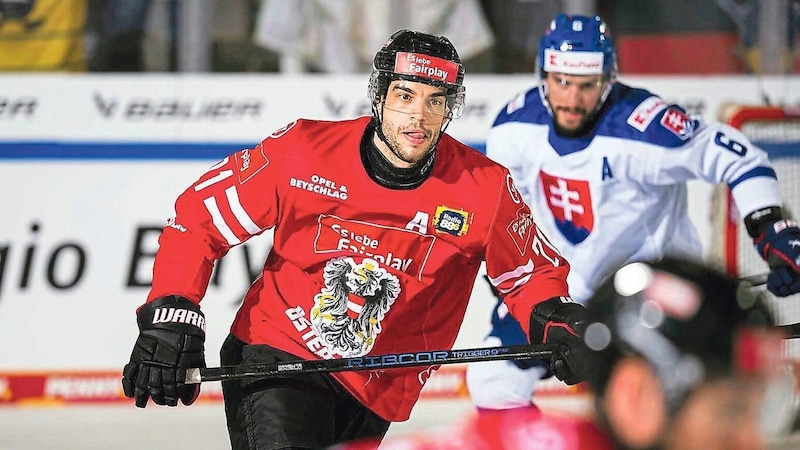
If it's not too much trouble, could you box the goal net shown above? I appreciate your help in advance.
[711,105,800,325]
[710,105,800,439]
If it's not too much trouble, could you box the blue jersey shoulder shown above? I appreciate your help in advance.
[491,87,550,128]
[599,83,700,148]
[489,83,700,150]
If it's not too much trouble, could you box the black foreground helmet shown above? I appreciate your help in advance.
[582,257,777,410]
[368,29,466,120]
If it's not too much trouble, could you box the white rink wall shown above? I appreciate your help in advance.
[1,74,800,407]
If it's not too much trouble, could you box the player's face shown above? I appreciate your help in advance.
[665,377,772,450]
[662,329,795,450]
[544,72,606,133]
[375,80,448,168]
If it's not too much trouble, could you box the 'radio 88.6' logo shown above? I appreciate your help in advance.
[433,205,471,237]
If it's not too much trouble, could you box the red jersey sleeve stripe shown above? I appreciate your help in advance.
[193,168,233,191]
[224,186,261,234]
[203,196,241,245]
[489,259,535,294]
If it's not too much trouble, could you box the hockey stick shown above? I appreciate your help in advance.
[737,273,800,338]
[185,343,556,384]
[778,323,800,339]
[740,273,769,286]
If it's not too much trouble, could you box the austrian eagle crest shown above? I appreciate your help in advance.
[311,257,400,357]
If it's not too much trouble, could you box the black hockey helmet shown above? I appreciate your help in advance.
[368,29,466,121]
[582,257,788,413]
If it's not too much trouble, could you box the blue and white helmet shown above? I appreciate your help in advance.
[536,14,618,117]
[537,14,617,80]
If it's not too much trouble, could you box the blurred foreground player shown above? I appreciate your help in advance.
[120,29,583,449]
[341,257,797,449]
[468,12,800,414]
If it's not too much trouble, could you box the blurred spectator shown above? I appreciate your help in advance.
[86,0,152,71]
[210,0,278,72]
[715,0,800,74]
[0,0,87,71]
[252,0,494,73]
[478,0,563,73]
[597,0,744,74]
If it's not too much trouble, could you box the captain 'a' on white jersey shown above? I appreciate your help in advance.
[485,82,783,303]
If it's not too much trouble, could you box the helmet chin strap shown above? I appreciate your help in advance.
[372,100,391,150]
[374,112,392,149]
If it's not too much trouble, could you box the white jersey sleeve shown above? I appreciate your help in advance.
[640,114,783,220]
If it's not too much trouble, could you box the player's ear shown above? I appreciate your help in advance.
[603,357,666,448]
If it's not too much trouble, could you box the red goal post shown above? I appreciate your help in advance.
[709,105,800,441]
[710,104,800,321]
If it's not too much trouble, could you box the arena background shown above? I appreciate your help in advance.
[2,73,800,448]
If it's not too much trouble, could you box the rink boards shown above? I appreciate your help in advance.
[2,73,800,407]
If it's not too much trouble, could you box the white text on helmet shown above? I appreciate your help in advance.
[543,49,604,75]
[393,52,459,84]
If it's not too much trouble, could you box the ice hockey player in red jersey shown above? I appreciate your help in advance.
[340,257,795,450]
[121,29,586,449]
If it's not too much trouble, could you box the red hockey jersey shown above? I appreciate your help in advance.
[148,116,570,421]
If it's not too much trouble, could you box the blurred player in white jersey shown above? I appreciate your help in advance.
[466,13,800,413]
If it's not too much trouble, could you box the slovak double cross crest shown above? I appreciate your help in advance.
[539,171,594,244]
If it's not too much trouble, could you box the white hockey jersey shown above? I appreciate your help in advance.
[485,82,783,303]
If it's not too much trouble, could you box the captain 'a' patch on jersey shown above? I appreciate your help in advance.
[539,170,594,244]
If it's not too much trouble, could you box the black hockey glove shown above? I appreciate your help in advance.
[529,296,591,385]
[121,295,206,408]
[747,207,800,297]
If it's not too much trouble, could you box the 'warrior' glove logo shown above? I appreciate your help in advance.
[152,307,206,332]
